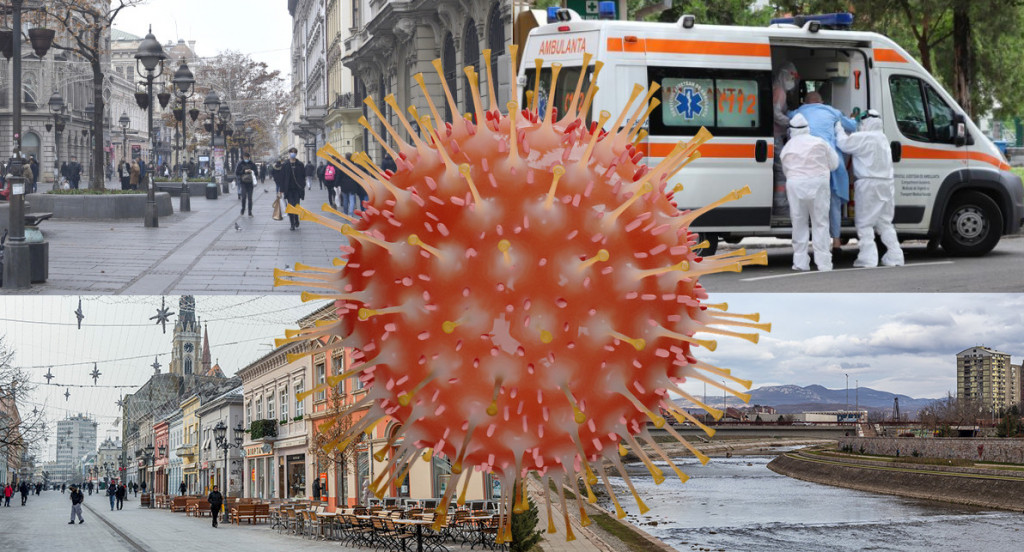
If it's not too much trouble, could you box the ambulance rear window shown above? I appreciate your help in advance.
[522,65,595,124]
[647,67,772,137]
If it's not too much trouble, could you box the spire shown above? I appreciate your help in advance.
[177,295,196,331]
[201,324,211,373]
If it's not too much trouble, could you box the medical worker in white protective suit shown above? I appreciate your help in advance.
[779,113,839,271]
[834,110,905,268]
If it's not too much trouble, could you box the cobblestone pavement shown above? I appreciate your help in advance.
[0,487,621,552]
[4,182,344,295]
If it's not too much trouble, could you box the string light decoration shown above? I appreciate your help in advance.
[150,297,175,333]
[74,298,85,329]
[90,363,101,385]
[276,47,769,542]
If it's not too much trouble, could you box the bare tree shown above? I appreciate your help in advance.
[310,388,357,504]
[0,337,47,473]
[43,0,143,190]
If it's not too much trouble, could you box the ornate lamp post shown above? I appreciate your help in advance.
[119,112,131,183]
[170,60,195,211]
[213,421,244,524]
[133,26,167,228]
[48,92,67,189]
[203,91,232,194]
[2,0,55,289]
[143,444,155,508]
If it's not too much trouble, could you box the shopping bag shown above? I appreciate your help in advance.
[272,193,283,221]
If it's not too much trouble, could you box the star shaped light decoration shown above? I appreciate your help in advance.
[150,297,175,334]
[74,298,85,329]
[116,397,124,409]
[44,368,54,384]
[151,356,161,375]
[90,363,101,385]
[64,389,71,401]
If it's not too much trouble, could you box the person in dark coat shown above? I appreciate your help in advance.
[284,148,306,230]
[106,480,116,510]
[317,162,336,209]
[69,485,85,524]
[67,157,82,189]
[258,162,267,183]
[304,158,316,190]
[179,481,187,496]
[116,482,126,510]
[235,152,259,217]
[208,485,223,528]
[28,156,39,193]
[336,154,362,216]
[19,481,29,505]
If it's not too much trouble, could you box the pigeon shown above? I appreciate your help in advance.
[234,222,242,232]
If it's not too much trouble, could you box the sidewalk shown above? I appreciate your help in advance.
[5,182,343,295]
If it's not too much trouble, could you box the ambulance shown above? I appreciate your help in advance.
[518,10,1024,256]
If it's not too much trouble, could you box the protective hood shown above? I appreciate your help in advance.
[789,113,810,137]
[774,62,799,92]
[859,109,883,132]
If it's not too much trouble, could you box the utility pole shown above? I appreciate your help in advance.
[845,373,849,420]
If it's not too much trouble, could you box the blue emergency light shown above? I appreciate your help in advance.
[598,1,616,20]
[770,12,854,30]
[547,6,559,23]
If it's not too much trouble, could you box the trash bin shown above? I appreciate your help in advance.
[206,182,218,199]
[28,241,48,283]
[994,140,1008,156]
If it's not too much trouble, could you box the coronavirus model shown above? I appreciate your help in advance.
[277,46,769,543]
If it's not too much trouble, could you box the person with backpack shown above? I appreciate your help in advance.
[235,152,259,217]
[106,480,117,511]
[320,162,338,209]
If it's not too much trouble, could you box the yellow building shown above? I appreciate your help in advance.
[957,346,1020,415]
[178,394,202,494]
[324,0,364,155]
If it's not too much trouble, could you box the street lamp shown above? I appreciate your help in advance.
[119,112,131,186]
[134,26,167,228]
[204,92,232,194]
[213,420,244,524]
[2,0,55,290]
[143,443,155,508]
[48,92,66,189]
[170,59,195,212]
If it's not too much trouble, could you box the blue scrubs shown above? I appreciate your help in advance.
[789,103,857,238]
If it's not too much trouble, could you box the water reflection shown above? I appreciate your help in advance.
[601,455,1021,552]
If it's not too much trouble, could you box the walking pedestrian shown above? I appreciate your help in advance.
[284,148,306,230]
[61,483,66,494]
[235,152,258,217]
[321,161,337,209]
[35,482,41,495]
[67,156,82,189]
[258,162,267,183]
[179,481,187,496]
[28,155,39,193]
[337,154,362,216]
[68,485,84,524]
[132,481,138,496]
[304,158,316,190]
[87,481,94,495]
[107,480,116,511]
[19,480,29,505]
[208,485,223,528]
[116,482,126,510]
[779,113,838,272]
[130,159,140,190]
[4,483,12,506]
[140,480,146,495]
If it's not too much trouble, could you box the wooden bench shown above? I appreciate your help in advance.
[232,503,271,525]
[186,499,211,517]
[171,496,191,512]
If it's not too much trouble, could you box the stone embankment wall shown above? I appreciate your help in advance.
[769,452,1024,512]
[839,436,1024,463]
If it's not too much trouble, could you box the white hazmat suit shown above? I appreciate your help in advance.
[779,114,839,271]
[835,111,905,268]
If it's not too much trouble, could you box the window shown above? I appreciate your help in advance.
[889,75,960,144]
[647,67,771,137]
[522,65,595,124]
[255,397,262,420]
[267,392,275,421]
[295,381,305,417]
[315,363,326,402]
[280,387,289,421]
[333,353,345,395]
[184,357,192,375]
[245,402,251,427]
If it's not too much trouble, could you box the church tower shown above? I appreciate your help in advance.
[169,296,202,376]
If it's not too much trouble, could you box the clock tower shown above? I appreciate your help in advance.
[169,296,202,376]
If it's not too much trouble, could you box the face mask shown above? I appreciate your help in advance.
[244,158,250,162]
[782,74,795,92]
[289,153,297,159]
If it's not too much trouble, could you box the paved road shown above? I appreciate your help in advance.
[702,233,1024,292]
[1,488,613,552]
[3,183,344,295]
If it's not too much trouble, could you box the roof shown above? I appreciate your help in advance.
[111,29,142,42]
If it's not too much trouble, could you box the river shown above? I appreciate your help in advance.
[600,451,1022,552]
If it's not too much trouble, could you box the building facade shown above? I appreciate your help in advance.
[95,437,122,485]
[957,346,1020,415]
[178,394,201,494]
[54,414,97,485]
[167,411,183,495]
[197,386,244,496]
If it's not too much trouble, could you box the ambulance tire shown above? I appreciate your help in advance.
[940,191,1002,256]
[694,233,719,257]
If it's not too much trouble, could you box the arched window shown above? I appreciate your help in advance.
[487,2,506,105]
[22,132,40,164]
[184,356,192,375]
[442,32,458,123]
[462,19,480,114]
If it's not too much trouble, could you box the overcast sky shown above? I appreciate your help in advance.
[114,0,293,83]
[4,293,1022,460]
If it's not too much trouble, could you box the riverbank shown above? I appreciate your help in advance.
[768,449,1024,513]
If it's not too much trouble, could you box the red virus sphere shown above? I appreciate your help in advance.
[278,48,768,542]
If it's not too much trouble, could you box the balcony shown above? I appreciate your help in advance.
[174,444,197,459]
[331,93,359,111]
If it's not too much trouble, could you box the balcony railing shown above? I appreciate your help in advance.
[174,444,197,458]
[332,93,358,110]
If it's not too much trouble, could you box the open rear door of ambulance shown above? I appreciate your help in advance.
[520,24,600,122]
[641,32,775,240]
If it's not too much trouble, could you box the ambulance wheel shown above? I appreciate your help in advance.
[940,191,1002,256]
[694,233,719,257]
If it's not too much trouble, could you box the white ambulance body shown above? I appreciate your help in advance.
[519,11,1024,256]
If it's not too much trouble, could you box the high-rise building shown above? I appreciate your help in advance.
[54,414,98,485]
[957,346,1020,415]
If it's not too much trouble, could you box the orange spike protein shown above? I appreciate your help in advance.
[280,49,768,542]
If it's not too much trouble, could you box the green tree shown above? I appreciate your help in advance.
[658,0,773,25]
[509,483,543,552]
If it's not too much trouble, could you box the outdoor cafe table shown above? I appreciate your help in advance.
[466,516,495,550]
[394,519,434,552]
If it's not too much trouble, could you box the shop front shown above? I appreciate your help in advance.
[244,443,274,499]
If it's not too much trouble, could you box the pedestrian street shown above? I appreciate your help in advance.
[6,183,343,295]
